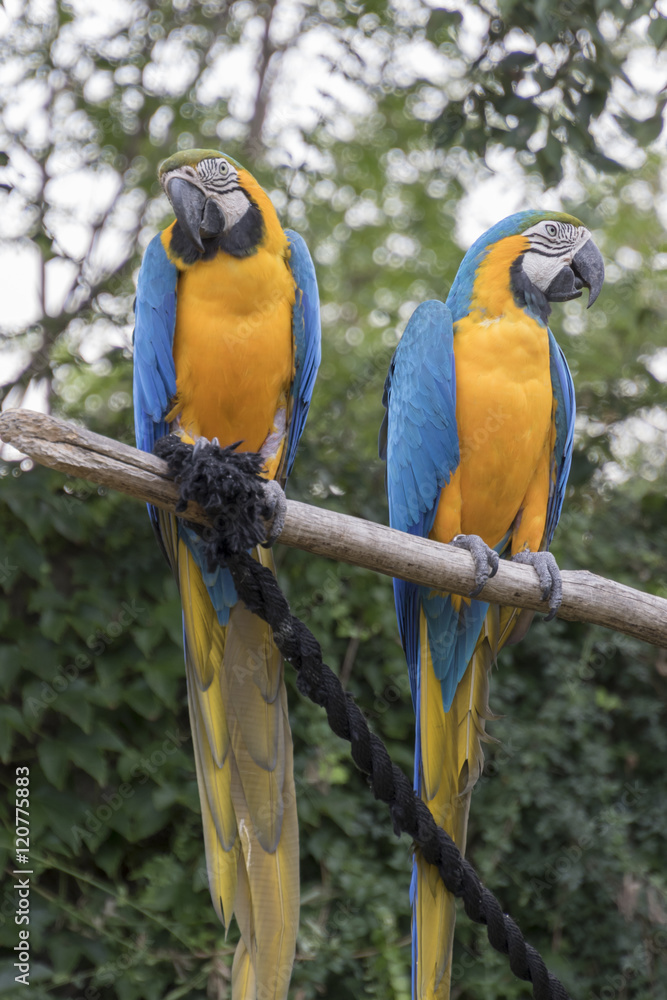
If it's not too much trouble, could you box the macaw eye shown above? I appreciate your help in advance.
[218,160,229,175]
[546,224,557,236]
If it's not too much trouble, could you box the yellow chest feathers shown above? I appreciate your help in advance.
[163,228,296,451]
[433,237,555,548]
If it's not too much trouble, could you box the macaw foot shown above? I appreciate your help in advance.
[194,434,218,451]
[451,534,500,597]
[511,550,562,621]
[261,479,287,547]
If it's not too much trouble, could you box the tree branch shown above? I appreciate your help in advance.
[244,0,279,158]
[1,408,665,649]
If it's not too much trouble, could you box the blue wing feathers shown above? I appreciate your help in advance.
[545,330,576,546]
[384,300,459,537]
[383,300,463,707]
[133,234,178,455]
[393,576,421,710]
[180,524,235,625]
[422,593,489,710]
[283,229,322,482]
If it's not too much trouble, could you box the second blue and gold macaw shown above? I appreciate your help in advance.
[133,150,321,1000]
[380,212,604,998]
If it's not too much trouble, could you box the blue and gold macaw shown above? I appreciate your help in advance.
[133,149,321,1000]
[380,211,604,998]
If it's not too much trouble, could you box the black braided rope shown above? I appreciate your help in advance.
[154,436,573,1000]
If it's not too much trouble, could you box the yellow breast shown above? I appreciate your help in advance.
[163,226,295,454]
[451,311,552,546]
[433,236,553,549]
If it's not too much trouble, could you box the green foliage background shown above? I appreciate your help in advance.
[1,2,666,998]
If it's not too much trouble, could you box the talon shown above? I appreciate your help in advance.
[511,550,562,620]
[261,479,287,547]
[451,533,499,597]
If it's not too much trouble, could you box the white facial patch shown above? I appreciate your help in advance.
[521,221,591,293]
[162,157,252,233]
[214,187,252,231]
[197,157,250,232]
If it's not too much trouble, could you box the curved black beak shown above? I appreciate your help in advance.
[166,177,225,253]
[546,236,604,308]
[573,237,604,308]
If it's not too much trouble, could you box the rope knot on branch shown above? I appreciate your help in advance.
[156,433,574,1000]
[153,435,276,561]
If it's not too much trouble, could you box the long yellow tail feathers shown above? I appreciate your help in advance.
[224,597,300,1000]
[222,601,286,850]
[176,532,299,1000]
[187,674,239,925]
[414,601,524,998]
[232,935,256,1000]
[414,606,503,999]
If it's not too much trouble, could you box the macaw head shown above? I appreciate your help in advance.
[158,148,279,262]
[449,210,604,323]
[512,210,604,308]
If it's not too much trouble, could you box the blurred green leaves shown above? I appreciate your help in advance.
[429,1,666,185]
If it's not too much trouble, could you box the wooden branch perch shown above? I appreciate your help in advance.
[1,408,665,649]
